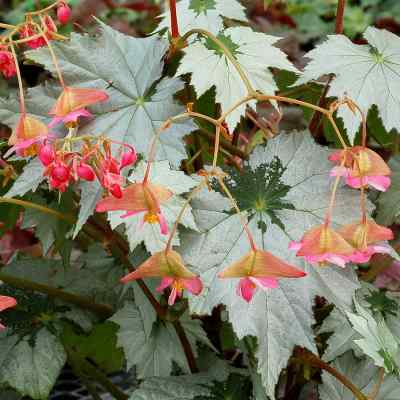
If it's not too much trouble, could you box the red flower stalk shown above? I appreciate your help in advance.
[289,224,355,268]
[338,219,394,263]
[0,296,17,330]
[218,249,306,302]
[96,181,172,234]
[329,146,391,191]
[49,86,109,128]
[120,250,202,306]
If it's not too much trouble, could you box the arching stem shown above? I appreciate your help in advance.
[218,176,257,251]
[168,0,180,39]
[9,44,26,114]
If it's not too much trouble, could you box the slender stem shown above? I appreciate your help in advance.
[165,182,205,252]
[368,367,385,400]
[212,125,221,168]
[327,113,348,149]
[308,0,346,135]
[172,320,199,373]
[26,1,62,16]
[197,128,248,160]
[0,197,74,222]
[218,95,254,123]
[69,356,103,400]
[0,272,114,318]
[181,29,255,95]
[218,177,256,251]
[255,93,329,115]
[36,17,66,87]
[74,353,128,400]
[4,31,68,45]
[0,23,16,29]
[360,186,367,224]
[168,0,180,38]
[324,158,345,225]
[143,120,172,183]
[295,348,368,400]
[9,44,26,114]
[335,0,347,34]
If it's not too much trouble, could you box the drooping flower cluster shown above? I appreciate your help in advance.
[290,146,393,268]
[38,138,137,194]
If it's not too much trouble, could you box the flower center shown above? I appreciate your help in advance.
[144,212,159,224]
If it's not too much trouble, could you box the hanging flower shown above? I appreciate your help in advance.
[120,250,203,305]
[338,219,394,263]
[329,146,391,191]
[0,49,16,79]
[49,86,108,128]
[218,249,306,302]
[96,181,172,235]
[0,296,17,330]
[7,114,49,157]
[289,224,355,268]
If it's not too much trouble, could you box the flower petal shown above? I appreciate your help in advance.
[156,277,174,292]
[182,277,203,295]
[250,276,278,289]
[237,278,256,302]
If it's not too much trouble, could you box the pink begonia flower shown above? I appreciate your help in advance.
[289,224,355,268]
[7,114,49,157]
[218,249,306,302]
[120,250,203,305]
[329,146,391,191]
[375,261,400,292]
[0,296,17,330]
[96,182,172,235]
[49,86,108,128]
[338,219,394,263]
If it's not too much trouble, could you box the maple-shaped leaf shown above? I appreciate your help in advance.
[0,328,66,399]
[23,21,195,167]
[177,27,298,130]
[157,0,247,36]
[296,27,400,143]
[108,160,198,253]
[110,302,212,377]
[180,131,367,398]
[319,308,360,362]
[347,299,400,375]
[320,351,400,400]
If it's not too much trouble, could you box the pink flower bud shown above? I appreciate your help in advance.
[57,3,71,25]
[120,147,137,169]
[39,144,55,166]
[110,184,122,198]
[51,164,70,183]
[77,163,95,181]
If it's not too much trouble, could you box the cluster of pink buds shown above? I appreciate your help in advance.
[38,139,137,194]
[290,145,393,268]
[18,2,71,50]
[0,47,17,79]
[19,16,56,49]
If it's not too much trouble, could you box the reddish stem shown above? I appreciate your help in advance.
[335,0,347,34]
[169,0,180,38]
